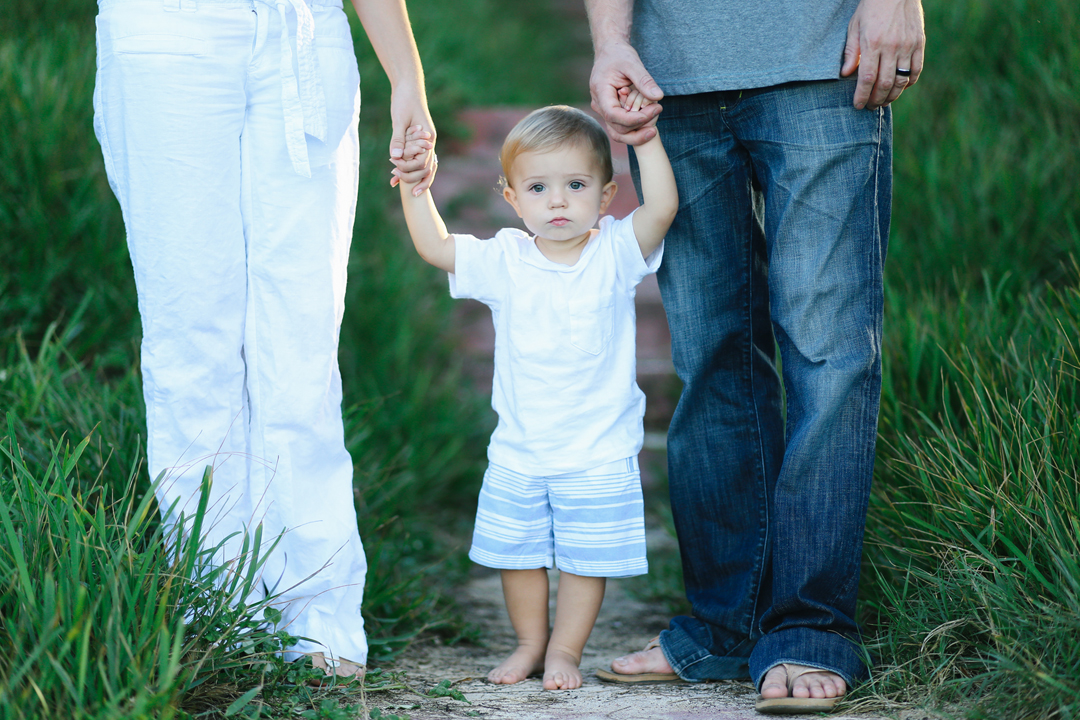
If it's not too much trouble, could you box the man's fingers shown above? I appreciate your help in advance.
[883,51,916,106]
[841,20,861,78]
[604,103,661,140]
[853,57,878,110]
[626,67,664,102]
[870,50,900,108]
[606,124,657,146]
[908,45,925,86]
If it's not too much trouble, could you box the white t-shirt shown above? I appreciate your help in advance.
[450,212,663,475]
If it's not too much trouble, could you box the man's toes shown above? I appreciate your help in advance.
[610,646,673,675]
[792,670,846,699]
[819,674,846,698]
[759,665,791,699]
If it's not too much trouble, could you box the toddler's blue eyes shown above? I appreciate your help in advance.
[530,184,545,193]
[569,181,584,190]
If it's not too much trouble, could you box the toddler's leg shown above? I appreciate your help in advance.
[544,573,606,690]
[489,568,550,684]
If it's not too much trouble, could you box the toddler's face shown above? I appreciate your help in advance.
[503,143,617,247]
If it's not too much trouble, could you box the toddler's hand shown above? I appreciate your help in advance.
[618,85,654,113]
[391,125,436,190]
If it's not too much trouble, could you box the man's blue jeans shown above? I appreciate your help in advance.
[630,78,891,689]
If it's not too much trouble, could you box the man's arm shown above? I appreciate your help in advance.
[630,130,678,259]
[841,0,926,110]
[351,0,437,191]
[585,0,662,146]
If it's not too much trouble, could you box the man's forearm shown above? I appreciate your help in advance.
[585,0,633,48]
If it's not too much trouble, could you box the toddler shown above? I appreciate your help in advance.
[396,104,677,690]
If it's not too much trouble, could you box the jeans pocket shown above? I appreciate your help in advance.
[568,292,614,355]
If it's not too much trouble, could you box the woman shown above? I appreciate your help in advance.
[93,0,436,678]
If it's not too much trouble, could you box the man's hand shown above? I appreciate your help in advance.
[589,40,663,145]
[842,0,925,110]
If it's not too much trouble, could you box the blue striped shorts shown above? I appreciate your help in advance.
[468,456,648,578]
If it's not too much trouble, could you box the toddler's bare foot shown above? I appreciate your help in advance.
[488,643,545,684]
[542,648,583,690]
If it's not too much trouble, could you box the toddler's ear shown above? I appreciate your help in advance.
[503,186,523,218]
[599,181,618,214]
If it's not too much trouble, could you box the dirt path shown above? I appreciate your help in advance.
[377,567,895,720]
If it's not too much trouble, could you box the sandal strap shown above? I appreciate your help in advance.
[778,663,832,690]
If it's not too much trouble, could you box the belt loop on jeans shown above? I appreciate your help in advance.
[254,0,328,178]
[163,0,180,11]
[180,0,197,10]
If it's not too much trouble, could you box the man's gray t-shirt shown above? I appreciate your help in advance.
[631,0,861,95]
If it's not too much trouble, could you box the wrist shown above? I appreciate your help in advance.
[593,34,634,57]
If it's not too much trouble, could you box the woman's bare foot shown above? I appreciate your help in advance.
[488,641,546,684]
[306,653,365,685]
[542,648,582,690]
[760,663,846,700]
[610,641,675,676]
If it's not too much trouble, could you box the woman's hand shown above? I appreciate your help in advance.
[388,87,437,192]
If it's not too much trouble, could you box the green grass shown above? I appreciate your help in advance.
[887,0,1079,292]
[858,267,1080,718]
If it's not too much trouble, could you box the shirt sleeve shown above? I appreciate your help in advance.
[448,232,508,308]
[605,210,664,288]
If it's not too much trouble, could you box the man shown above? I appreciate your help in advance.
[585,0,924,713]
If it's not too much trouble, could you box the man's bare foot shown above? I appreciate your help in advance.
[760,663,846,700]
[488,643,546,684]
[542,648,582,690]
[610,640,675,676]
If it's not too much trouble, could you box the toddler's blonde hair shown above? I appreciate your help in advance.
[499,106,613,188]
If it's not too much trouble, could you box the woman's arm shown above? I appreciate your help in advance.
[351,0,437,191]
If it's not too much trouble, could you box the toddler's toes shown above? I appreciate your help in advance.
[542,670,577,690]
[542,651,582,690]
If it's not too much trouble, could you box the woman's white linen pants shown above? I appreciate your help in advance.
[94,0,368,663]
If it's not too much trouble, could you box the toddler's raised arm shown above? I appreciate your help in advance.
[630,129,678,259]
[397,138,455,273]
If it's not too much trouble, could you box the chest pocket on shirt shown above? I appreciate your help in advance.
[568,292,615,355]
